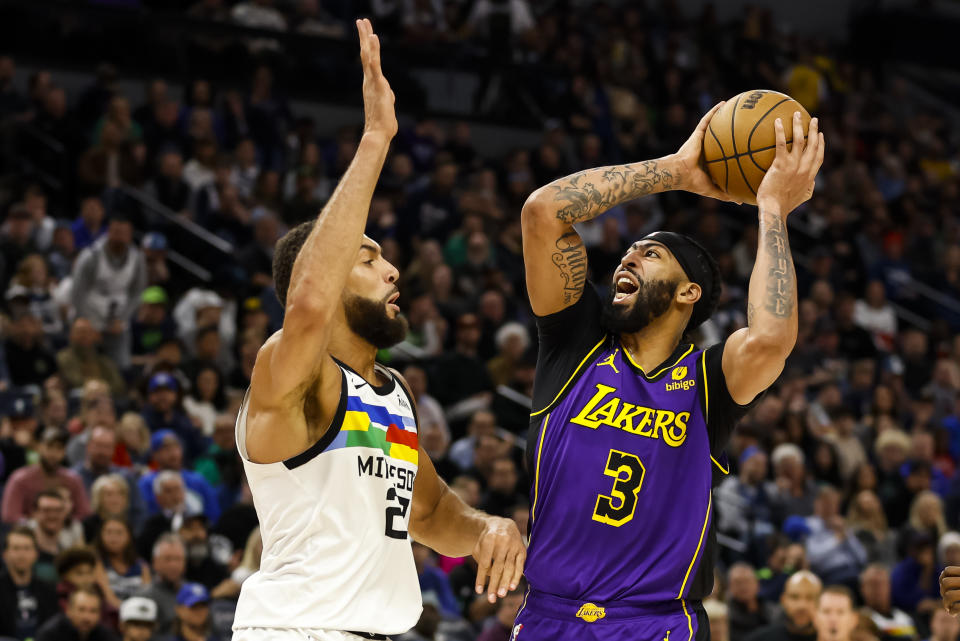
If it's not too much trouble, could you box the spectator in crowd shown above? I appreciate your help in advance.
[6,254,63,339]
[746,570,822,641]
[209,526,260,600]
[859,564,918,640]
[0,394,39,480]
[117,596,157,641]
[139,431,218,522]
[475,580,526,641]
[717,446,776,560]
[70,214,147,370]
[168,582,217,641]
[449,409,498,471]
[412,542,459,620]
[71,197,107,252]
[131,286,177,366]
[57,317,127,396]
[847,490,898,566]
[890,532,940,622]
[74,430,146,535]
[0,526,58,640]
[147,150,192,214]
[812,586,859,641]
[36,587,116,641]
[137,471,201,560]
[429,312,494,413]
[136,534,186,637]
[140,375,208,463]
[176,513,228,590]
[54,545,121,613]
[4,307,57,386]
[84,474,135,543]
[26,489,81,582]
[805,486,868,588]
[704,598,730,641]
[2,427,90,524]
[93,518,151,602]
[768,444,819,524]
[727,563,775,638]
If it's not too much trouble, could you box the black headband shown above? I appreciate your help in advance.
[641,231,719,332]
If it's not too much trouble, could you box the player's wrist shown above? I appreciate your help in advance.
[756,196,783,217]
[360,129,394,146]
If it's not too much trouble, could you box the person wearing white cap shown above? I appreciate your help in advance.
[119,596,157,641]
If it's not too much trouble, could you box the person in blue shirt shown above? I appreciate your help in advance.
[140,373,208,463]
[138,430,220,524]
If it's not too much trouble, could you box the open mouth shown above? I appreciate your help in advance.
[613,272,639,303]
[386,291,400,310]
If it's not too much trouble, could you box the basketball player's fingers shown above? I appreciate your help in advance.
[487,546,509,602]
[813,132,825,175]
[791,111,805,156]
[474,539,494,594]
[773,118,786,161]
[942,577,960,592]
[508,547,525,591]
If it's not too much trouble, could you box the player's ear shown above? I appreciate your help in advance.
[677,281,702,305]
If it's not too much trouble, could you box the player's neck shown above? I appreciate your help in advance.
[619,316,684,373]
[329,324,380,383]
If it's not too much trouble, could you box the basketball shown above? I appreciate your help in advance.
[702,89,812,205]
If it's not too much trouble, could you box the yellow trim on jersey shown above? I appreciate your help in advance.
[515,586,530,624]
[681,599,693,641]
[530,338,607,417]
[711,455,730,474]
[678,493,712,599]
[531,413,551,522]
[700,351,709,423]
[342,411,371,431]
[621,343,694,379]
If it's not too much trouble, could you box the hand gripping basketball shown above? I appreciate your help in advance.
[473,516,526,604]
[755,112,824,215]
[356,18,397,140]
[941,566,960,616]
[674,102,744,204]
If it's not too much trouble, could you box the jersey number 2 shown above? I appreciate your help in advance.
[592,449,645,527]
[385,487,410,539]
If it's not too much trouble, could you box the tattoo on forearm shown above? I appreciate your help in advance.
[550,160,674,224]
[760,213,795,318]
[551,232,588,304]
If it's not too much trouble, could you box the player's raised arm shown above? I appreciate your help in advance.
[253,18,397,407]
[722,113,824,404]
[520,102,736,316]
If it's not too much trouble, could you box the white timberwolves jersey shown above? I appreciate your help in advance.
[233,359,422,635]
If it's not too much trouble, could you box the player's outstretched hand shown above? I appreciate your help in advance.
[356,18,397,140]
[473,516,526,604]
[941,567,960,616]
[674,102,742,205]
[755,112,824,215]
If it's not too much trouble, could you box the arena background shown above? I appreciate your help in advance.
[0,0,959,639]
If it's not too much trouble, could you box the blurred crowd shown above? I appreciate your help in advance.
[0,1,958,641]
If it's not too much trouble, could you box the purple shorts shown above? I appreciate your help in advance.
[511,590,709,641]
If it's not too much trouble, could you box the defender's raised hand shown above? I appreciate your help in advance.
[756,112,824,215]
[941,567,960,616]
[356,18,397,140]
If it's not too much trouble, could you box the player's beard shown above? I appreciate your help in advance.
[601,276,679,335]
[343,291,409,349]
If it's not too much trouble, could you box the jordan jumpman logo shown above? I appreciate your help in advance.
[597,349,620,374]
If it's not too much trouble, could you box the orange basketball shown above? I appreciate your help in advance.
[702,89,811,206]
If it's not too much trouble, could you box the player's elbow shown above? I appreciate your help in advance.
[283,295,333,334]
[521,188,554,229]
[743,331,795,364]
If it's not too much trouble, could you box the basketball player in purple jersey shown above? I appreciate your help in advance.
[514,105,824,640]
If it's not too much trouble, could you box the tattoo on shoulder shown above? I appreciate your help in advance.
[551,160,674,224]
[760,213,794,318]
[551,232,588,304]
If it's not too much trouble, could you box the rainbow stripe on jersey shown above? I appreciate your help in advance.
[327,396,419,465]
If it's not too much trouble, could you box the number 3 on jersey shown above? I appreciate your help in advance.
[593,449,645,527]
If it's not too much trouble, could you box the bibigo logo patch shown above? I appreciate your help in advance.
[576,603,606,622]
[671,366,687,381]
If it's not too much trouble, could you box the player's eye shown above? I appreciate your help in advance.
[364,259,375,265]
[646,250,659,258]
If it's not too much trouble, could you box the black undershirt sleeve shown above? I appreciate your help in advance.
[530,283,607,415]
[701,339,763,458]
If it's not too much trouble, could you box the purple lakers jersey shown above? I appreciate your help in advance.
[525,284,754,606]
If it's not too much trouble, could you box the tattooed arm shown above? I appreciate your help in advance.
[521,104,734,316]
[723,112,825,404]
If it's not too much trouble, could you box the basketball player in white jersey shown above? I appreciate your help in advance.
[231,19,526,641]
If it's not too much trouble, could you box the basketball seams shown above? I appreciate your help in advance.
[706,121,728,192]
[729,93,757,197]
[703,139,794,164]
[746,96,792,173]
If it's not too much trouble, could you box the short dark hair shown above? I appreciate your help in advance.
[272,219,316,308]
[56,546,98,577]
[33,488,65,510]
[4,525,37,550]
